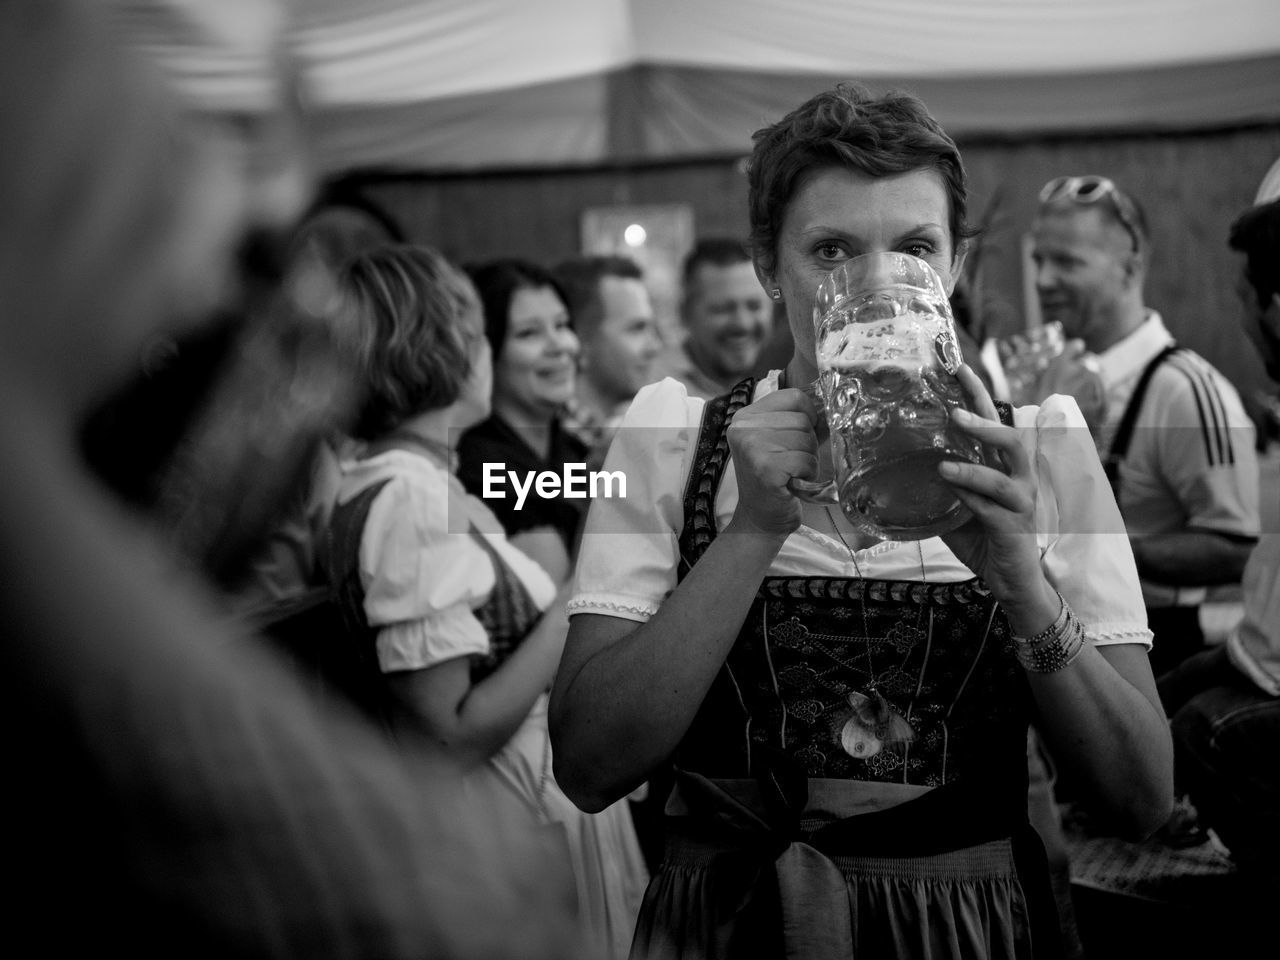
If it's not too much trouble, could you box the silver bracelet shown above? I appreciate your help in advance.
[1012,590,1068,647]
[1011,601,1088,673]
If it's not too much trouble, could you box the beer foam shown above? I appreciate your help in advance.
[817,314,937,372]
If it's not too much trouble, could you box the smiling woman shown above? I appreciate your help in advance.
[500,285,580,417]
[457,259,589,581]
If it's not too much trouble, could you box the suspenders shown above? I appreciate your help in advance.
[1104,343,1182,493]
[676,377,756,581]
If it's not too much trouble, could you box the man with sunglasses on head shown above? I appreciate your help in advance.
[1030,175,1260,681]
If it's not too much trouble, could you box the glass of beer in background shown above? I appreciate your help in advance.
[997,320,1066,407]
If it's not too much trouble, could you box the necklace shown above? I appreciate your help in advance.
[823,505,929,646]
[821,505,932,762]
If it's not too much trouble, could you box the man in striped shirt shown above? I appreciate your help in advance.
[1031,176,1260,678]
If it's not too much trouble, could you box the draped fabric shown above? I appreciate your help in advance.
[119,0,1280,171]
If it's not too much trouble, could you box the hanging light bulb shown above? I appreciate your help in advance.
[623,223,647,247]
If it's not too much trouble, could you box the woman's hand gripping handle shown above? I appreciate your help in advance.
[725,386,824,540]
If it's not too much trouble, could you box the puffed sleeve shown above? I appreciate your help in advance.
[1019,394,1153,648]
[360,472,494,672]
[568,378,703,622]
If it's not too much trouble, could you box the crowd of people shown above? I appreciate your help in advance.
[6,1,1277,958]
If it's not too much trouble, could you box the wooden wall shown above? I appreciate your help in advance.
[356,122,1280,414]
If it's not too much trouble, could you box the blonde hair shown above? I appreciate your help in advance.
[340,244,480,440]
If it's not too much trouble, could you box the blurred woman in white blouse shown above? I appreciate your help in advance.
[329,244,646,960]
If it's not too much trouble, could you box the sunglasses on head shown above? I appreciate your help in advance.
[1039,175,1143,253]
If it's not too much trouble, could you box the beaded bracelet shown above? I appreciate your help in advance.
[1010,592,1088,674]
[1014,591,1070,648]
[1015,611,1086,673]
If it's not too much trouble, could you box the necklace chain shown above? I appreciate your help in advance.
[823,505,929,690]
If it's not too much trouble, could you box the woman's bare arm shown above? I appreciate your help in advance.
[941,367,1173,838]
[388,582,571,769]
[1024,641,1171,838]
[508,526,571,585]
[550,389,821,811]
[550,525,786,811]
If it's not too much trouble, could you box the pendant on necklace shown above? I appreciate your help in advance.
[836,689,916,760]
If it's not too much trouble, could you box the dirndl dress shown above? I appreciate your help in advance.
[629,380,1063,960]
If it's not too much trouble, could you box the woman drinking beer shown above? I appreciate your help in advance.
[548,82,1172,960]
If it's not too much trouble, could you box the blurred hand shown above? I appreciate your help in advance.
[725,387,820,538]
[509,525,572,585]
[1033,339,1108,439]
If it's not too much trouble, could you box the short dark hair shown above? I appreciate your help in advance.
[682,237,752,288]
[290,179,405,270]
[465,259,570,362]
[552,255,644,339]
[1229,198,1280,310]
[340,244,478,440]
[746,82,971,279]
[304,178,405,242]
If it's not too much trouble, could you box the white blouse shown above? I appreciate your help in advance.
[569,372,1151,647]
[337,449,557,673]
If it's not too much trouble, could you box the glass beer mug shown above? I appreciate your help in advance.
[796,252,985,540]
[997,320,1065,406]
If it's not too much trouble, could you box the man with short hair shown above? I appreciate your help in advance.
[653,237,772,399]
[1031,175,1260,676]
[554,255,661,444]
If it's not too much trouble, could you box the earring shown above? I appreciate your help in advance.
[770,288,782,301]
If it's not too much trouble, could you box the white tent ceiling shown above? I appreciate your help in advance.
[127,0,1280,172]
[300,0,1280,102]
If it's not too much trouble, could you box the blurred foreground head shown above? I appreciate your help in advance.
[0,3,581,957]
[1228,158,1280,380]
[0,0,261,420]
[2,0,364,587]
